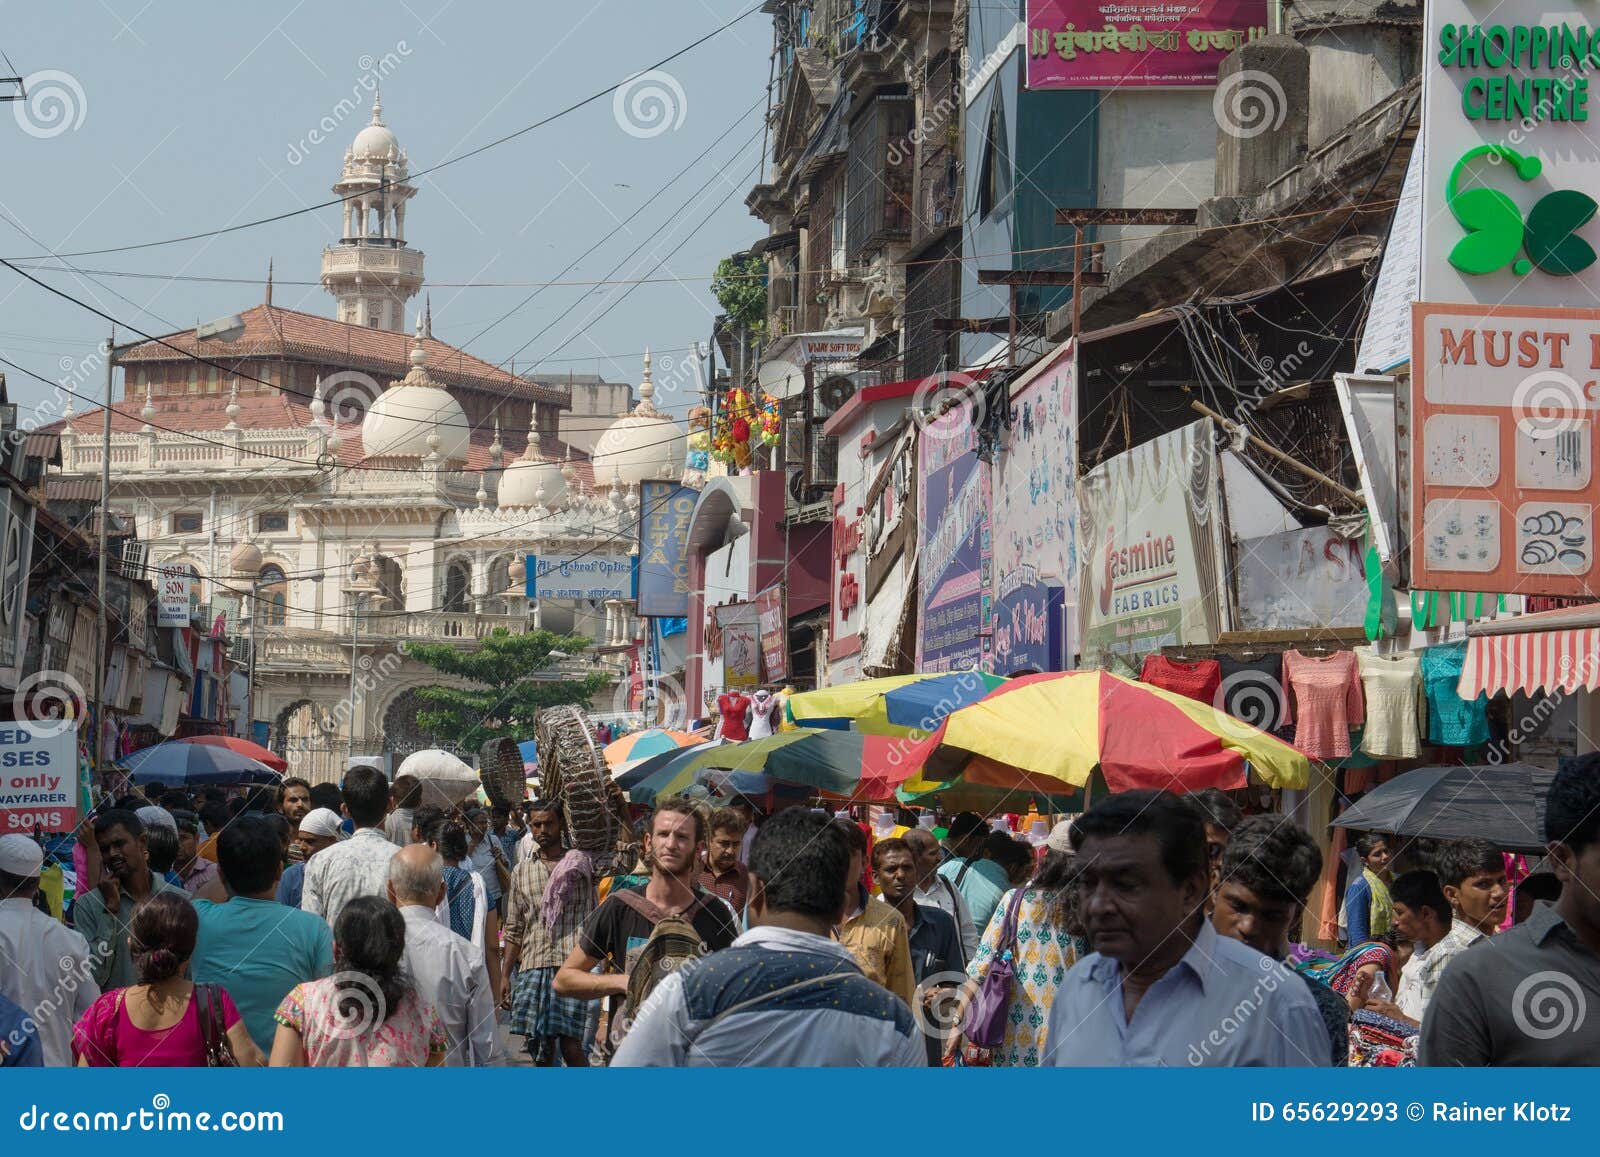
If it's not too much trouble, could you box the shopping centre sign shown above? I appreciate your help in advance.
[1422,6,1600,308]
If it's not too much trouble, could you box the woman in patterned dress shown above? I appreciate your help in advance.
[947,838,1086,1067]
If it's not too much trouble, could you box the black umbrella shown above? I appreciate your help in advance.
[1331,763,1556,854]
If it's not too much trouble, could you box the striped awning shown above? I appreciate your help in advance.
[1460,604,1600,697]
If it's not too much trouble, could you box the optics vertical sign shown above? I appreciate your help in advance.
[636,481,697,618]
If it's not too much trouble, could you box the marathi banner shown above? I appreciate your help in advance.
[1025,0,1268,89]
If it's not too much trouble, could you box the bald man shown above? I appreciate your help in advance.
[388,845,501,1067]
[904,827,978,959]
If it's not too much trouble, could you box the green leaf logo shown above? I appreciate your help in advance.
[1448,186,1527,275]
[1525,188,1600,276]
[1445,145,1549,278]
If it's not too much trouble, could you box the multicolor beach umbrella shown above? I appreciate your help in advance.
[785,672,1007,735]
[602,728,702,767]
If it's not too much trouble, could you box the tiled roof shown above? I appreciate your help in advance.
[117,303,569,407]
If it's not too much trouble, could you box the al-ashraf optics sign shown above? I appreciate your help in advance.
[524,554,636,601]
[1422,6,1600,309]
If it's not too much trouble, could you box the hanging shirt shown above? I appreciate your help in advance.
[1282,650,1364,760]
[1217,655,1287,732]
[1355,647,1424,760]
[1138,655,1222,705]
[1420,641,1490,747]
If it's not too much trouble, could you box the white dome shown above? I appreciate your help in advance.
[352,122,400,161]
[498,454,568,508]
[589,350,685,486]
[360,322,472,463]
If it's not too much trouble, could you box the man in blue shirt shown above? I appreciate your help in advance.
[191,816,333,1055]
[0,991,41,1067]
[1045,791,1329,1067]
[936,814,1010,934]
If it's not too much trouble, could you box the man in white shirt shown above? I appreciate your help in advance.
[301,765,399,930]
[904,826,977,960]
[613,808,925,1067]
[388,844,500,1067]
[0,835,99,1067]
[1370,870,1477,1029]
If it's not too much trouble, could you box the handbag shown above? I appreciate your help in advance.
[195,983,237,1068]
[961,886,1029,1049]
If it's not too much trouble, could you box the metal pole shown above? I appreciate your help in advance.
[346,594,360,762]
[93,329,114,782]
[1071,224,1084,340]
[246,586,258,742]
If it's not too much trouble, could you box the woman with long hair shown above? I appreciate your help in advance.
[270,896,447,1067]
[945,840,1086,1068]
[73,892,265,1067]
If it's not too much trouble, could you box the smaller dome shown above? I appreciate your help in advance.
[591,350,686,486]
[361,319,472,463]
[499,454,568,509]
[228,541,263,578]
[350,90,400,162]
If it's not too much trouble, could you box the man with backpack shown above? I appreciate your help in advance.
[554,795,739,1062]
[611,807,927,1066]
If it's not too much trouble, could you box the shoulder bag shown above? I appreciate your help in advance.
[195,983,238,1068]
[960,886,1029,1049]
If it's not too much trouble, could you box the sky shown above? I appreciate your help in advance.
[0,0,773,419]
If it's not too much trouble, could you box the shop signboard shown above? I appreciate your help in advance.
[0,726,78,833]
[1234,526,1369,631]
[916,403,991,673]
[0,491,34,675]
[754,585,787,682]
[636,481,698,618]
[992,569,1067,674]
[1421,4,1600,311]
[1410,304,1600,597]
[1078,421,1225,671]
[991,339,1077,669]
[156,564,192,628]
[524,553,635,601]
[1025,0,1268,89]
[714,602,762,690]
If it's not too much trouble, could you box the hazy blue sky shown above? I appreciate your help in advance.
[0,0,771,416]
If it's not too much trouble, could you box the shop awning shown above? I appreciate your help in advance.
[1460,603,1600,697]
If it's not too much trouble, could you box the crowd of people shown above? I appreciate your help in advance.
[0,755,1597,1067]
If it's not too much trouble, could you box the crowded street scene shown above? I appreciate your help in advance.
[2,0,1600,1089]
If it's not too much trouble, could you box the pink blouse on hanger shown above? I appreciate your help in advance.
[1282,649,1364,760]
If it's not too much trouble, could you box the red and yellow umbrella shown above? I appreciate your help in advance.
[901,670,1309,797]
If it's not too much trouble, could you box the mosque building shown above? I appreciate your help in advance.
[45,94,687,782]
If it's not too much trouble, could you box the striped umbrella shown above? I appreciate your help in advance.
[602,728,703,766]
[631,730,914,804]
[901,669,1310,797]
[786,672,1007,735]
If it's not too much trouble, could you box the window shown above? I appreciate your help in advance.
[441,561,471,613]
[257,511,289,534]
[170,511,202,534]
[846,93,914,261]
[256,564,287,627]
[978,94,1013,220]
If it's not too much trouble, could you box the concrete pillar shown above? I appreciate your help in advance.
[1214,36,1310,200]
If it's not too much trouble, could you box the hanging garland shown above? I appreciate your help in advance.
[711,389,782,468]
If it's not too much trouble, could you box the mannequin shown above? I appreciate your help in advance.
[714,689,751,741]
[746,688,780,739]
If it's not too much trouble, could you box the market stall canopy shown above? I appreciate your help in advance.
[1331,763,1556,854]
[602,728,702,766]
[396,748,480,808]
[1460,603,1600,698]
[786,672,1006,735]
[119,743,280,787]
[176,735,288,773]
[904,670,1310,795]
[615,739,724,792]
[635,730,913,803]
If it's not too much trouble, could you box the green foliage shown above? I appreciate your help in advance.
[711,252,767,333]
[401,629,610,748]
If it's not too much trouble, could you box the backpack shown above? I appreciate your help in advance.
[612,889,711,1019]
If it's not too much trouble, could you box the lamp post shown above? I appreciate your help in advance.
[343,551,390,762]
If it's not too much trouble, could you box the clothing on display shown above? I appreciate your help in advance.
[1217,655,1287,732]
[714,692,751,741]
[1282,649,1364,760]
[746,690,780,739]
[1420,641,1490,747]
[1355,647,1424,760]
[1138,654,1222,705]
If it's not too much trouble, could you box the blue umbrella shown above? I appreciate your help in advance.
[118,742,280,787]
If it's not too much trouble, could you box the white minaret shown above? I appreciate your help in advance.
[320,85,424,332]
